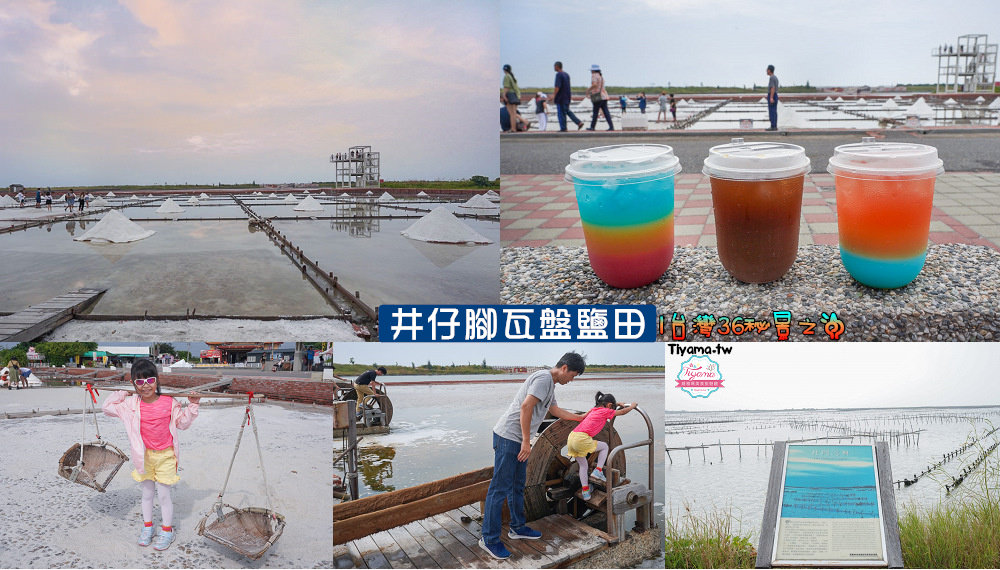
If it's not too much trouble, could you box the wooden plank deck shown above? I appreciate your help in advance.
[0,288,106,341]
[334,503,611,569]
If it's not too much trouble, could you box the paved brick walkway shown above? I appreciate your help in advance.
[501,172,1000,250]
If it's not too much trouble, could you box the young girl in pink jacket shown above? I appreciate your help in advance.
[103,358,200,551]
[566,391,637,500]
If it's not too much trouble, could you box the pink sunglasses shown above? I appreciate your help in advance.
[133,376,157,386]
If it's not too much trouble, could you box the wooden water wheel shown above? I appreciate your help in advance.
[523,417,625,521]
[336,387,393,427]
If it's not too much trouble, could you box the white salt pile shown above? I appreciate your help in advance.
[269,192,278,198]
[458,194,499,211]
[339,192,352,198]
[881,99,899,109]
[199,192,210,199]
[944,98,958,106]
[835,96,845,103]
[294,195,324,211]
[989,98,1000,110]
[484,190,500,201]
[417,191,429,197]
[156,198,185,214]
[0,195,18,207]
[824,96,833,102]
[130,194,140,200]
[91,197,110,207]
[377,191,395,202]
[401,206,492,244]
[905,97,935,118]
[284,194,298,203]
[319,191,327,196]
[857,97,867,104]
[146,194,153,198]
[758,97,767,104]
[106,191,116,197]
[304,190,311,194]
[975,96,986,104]
[186,196,200,205]
[73,209,155,243]
[365,191,374,196]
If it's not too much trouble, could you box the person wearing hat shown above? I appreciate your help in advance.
[534,92,549,131]
[585,64,613,131]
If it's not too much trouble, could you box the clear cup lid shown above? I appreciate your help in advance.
[701,138,811,180]
[827,137,944,176]
[564,144,681,182]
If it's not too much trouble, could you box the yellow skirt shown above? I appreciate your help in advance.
[131,447,179,485]
[566,431,597,458]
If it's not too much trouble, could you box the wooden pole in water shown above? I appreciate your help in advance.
[738,438,742,459]
[666,449,672,464]
[718,439,723,461]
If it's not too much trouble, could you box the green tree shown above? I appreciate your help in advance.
[34,342,98,366]
[470,175,490,188]
[152,343,175,356]
[176,350,193,362]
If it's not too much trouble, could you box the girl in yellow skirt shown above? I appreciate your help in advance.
[566,392,637,500]
[103,358,200,551]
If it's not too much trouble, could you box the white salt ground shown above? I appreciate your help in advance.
[155,198,185,214]
[0,387,332,568]
[400,206,492,244]
[44,317,363,341]
[73,210,155,243]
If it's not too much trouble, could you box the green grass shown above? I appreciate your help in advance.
[898,493,1000,567]
[665,508,756,569]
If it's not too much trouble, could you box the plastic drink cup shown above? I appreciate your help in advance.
[828,138,944,289]
[564,144,681,288]
[702,138,811,283]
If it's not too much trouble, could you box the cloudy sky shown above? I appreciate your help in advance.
[334,342,664,368]
[501,0,1000,89]
[667,343,1000,411]
[0,1,498,187]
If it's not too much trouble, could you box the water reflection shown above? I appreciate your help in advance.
[358,444,397,492]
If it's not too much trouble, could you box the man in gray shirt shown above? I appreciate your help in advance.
[479,352,587,560]
[766,64,779,131]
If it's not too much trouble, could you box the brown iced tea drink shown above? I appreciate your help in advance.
[710,175,805,283]
[702,139,810,283]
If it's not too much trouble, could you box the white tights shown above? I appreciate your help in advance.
[140,480,174,527]
[576,440,609,487]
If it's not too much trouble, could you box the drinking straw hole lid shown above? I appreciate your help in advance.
[565,144,681,182]
[702,138,810,180]
[827,138,944,177]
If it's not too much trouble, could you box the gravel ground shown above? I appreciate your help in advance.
[0,387,332,568]
[44,318,363,342]
[501,244,1000,341]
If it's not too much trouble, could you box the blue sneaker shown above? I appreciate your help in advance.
[138,525,154,547]
[152,528,175,551]
[591,467,607,482]
[508,526,542,540]
[478,537,511,559]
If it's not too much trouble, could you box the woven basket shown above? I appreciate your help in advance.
[58,441,128,492]
[197,504,286,560]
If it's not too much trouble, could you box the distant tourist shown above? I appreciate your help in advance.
[657,91,668,122]
[567,392,637,500]
[766,64,779,131]
[502,64,524,133]
[500,96,530,132]
[552,61,584,131]
[619,94,628,115]
[44,190,52,211]
[638,91,647,114]
[585,64,613,131]
[102,358,200,551]
[3,359,21,390]
[479,352,587,560]
[35,188,41,208]
[670,94,677,123]
[534,92,548,131]
[79,191,86,212]
[15,189,25,207]
[66,190,76,212]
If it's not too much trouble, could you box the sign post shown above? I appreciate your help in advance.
[756,442,903,568]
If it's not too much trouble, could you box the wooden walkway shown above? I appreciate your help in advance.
[0,288,106,341]
[334,503,611,569]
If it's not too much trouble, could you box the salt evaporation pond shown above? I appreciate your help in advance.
[347,374,664,527]
[666,407,1000,544]
[273,215,500,306]
[0,220,335,315]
